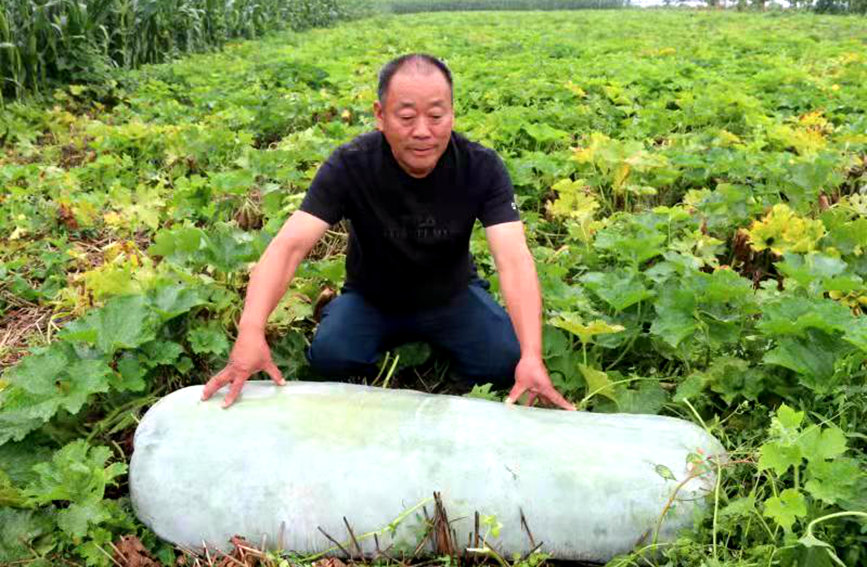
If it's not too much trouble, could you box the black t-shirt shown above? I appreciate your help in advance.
[299,130,520,311]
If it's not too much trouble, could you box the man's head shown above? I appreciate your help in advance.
[374,54,454,179]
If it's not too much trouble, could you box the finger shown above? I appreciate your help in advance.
[541,385,576,411]
[525,392,538,407]
[264,360,285,386]
[201,369,232,401]
[222,377,246,408]
[506,382,527,405]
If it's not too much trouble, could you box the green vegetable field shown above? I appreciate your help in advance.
[1,7,866,567]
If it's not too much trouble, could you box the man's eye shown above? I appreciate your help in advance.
[399,115,415,121]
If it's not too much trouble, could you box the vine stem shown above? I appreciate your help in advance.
[578,375,656,409]
[803,510,867,567]
[805,510,867,533]
[652,457,755,547]
[382,354,400,389]
[712,457,722,561]
[682,398,708,432]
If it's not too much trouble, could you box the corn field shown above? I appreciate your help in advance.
[0,0,351,100]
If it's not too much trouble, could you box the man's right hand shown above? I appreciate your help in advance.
[201,330,285,408]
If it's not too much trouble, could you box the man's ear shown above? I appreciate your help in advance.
[373,100,384,131]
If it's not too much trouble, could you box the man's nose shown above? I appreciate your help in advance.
[412,117,432,138]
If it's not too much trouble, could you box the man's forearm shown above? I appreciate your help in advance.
[497,245,544,360]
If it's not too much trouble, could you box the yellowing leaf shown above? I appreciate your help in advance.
[579,364,617,402]
[550,313,625,344]
[613,163,631,192]
[715,129,742,147]
[768,123,826,155]
[547,179,601,243]
[798,110,831,134]
[747,204,826,255]
[547,179,599,228]
[565,81,586,98]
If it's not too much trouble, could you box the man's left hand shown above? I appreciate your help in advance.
[506,356,575,410]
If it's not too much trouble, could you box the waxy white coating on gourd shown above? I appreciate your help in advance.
[130,382,725,562]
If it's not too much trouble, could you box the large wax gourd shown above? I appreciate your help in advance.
[130,381,725,562]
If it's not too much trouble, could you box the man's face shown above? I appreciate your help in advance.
[374,67,454,178]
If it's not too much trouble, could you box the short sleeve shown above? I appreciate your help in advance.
[477,152,520,227]
[299,152,347,225]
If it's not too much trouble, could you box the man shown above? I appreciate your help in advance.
[202,54,574,411]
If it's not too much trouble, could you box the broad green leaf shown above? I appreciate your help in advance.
[203,228,260,274]
[465,383,500,402]
[57,500,110,539]
[758,441,802,475]
[758,296,852,337]
[593,220,666,265]
[763,331,846,390]
[148,226,208,265]
[150,283,207,321]
[5,345,69,396]
[0,508,54,562]
[776,404,805,431]
[2,344,112,440]
[140,340,185,367]
[0,441,53,486]
[579,364,617,401]
[797,426,847,462]
[394,342,432,369]
[63,295,158,356]
[615,381,667,415]
[580,270,653,311]
[0,388,61,445]
[83,261,140,300]
[673,373,705,402]
[785,543,836,567]
[705,357,767,403]
[651,287,696,348]
[719,494,757,520]
[115,355,148,392]
[59,359,113,414]
[823,216,867,256]
[0,469,24,506]
[24,441,126,505]
[764,488,807,531]
[843,317,867,353]
[805,458,862,505]
[777,253,848,294]
[543,325,570,359]
[188,322,230,356]
[547,350,584,396]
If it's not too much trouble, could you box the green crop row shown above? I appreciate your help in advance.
[0,0,364,102]
[380,0,627,14]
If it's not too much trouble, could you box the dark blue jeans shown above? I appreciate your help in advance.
[306,281,520,387]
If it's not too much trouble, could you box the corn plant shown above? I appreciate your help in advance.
[0,0,349,101]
